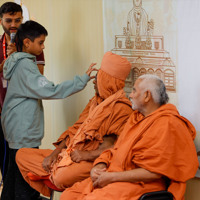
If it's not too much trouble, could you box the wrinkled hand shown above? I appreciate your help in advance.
[93,171,115,188]
[70,149,90,163]
[90,167,106,183]
[86,63,98,79]
[7,43,17,56]
[42,152,58,173]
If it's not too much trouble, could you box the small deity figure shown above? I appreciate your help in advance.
[125,0,154,50]
[127,0,148,36]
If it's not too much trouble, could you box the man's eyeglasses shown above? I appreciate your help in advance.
[1,18,22,24]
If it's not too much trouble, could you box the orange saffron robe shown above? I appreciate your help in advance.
[16,89,132,197]
[60,104,198,200]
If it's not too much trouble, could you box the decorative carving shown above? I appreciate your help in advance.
[111,0,176,95]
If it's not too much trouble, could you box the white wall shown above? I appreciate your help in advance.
[0,0,199,199]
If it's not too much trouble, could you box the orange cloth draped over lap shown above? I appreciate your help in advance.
[60,104,199,200]
[16,68,133,197]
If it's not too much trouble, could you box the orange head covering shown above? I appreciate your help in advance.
[97,52,131,100]
[100,51,131,81]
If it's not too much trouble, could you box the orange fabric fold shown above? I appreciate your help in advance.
[97,69,125,99]
[54,69,126,146]
[54,97,96,147]
[50,89,131,170]
[61,104,198,200]
[100,51,131,81]
[27,172,49,181]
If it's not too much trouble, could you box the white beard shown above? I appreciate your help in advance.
[130,99,137,110]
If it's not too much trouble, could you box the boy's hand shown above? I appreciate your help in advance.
[86,63,98,79]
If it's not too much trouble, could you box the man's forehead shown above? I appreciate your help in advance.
[132,79,144,91]
[2,11,22,18]
[134,79,142,87]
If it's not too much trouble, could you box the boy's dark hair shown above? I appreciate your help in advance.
[0,2,22,18]
[16,20,48,52]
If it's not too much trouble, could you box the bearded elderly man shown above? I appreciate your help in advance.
[16,52,133,197]
[61,74,199,200]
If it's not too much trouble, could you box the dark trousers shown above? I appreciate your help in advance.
[1,148,40,200]
[0,122,9,182]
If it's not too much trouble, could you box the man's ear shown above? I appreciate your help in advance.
[23,38,31,48]
[144,90,151,103]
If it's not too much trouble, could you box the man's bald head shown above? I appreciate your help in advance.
[137,74,169,106]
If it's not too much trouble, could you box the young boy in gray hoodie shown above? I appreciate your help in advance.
[1,20,96,200]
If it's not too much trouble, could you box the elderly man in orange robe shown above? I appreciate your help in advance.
[16,52,133,197]
[60,74,199,200]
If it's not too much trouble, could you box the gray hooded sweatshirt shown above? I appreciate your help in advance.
[2,52,90,149]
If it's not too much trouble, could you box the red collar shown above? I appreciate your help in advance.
[2,34,7,59]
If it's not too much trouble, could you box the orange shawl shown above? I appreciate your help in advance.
[54,69,127,146]
[93,104,198,200]
[52,89,131,168]
[51,69,132,169]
